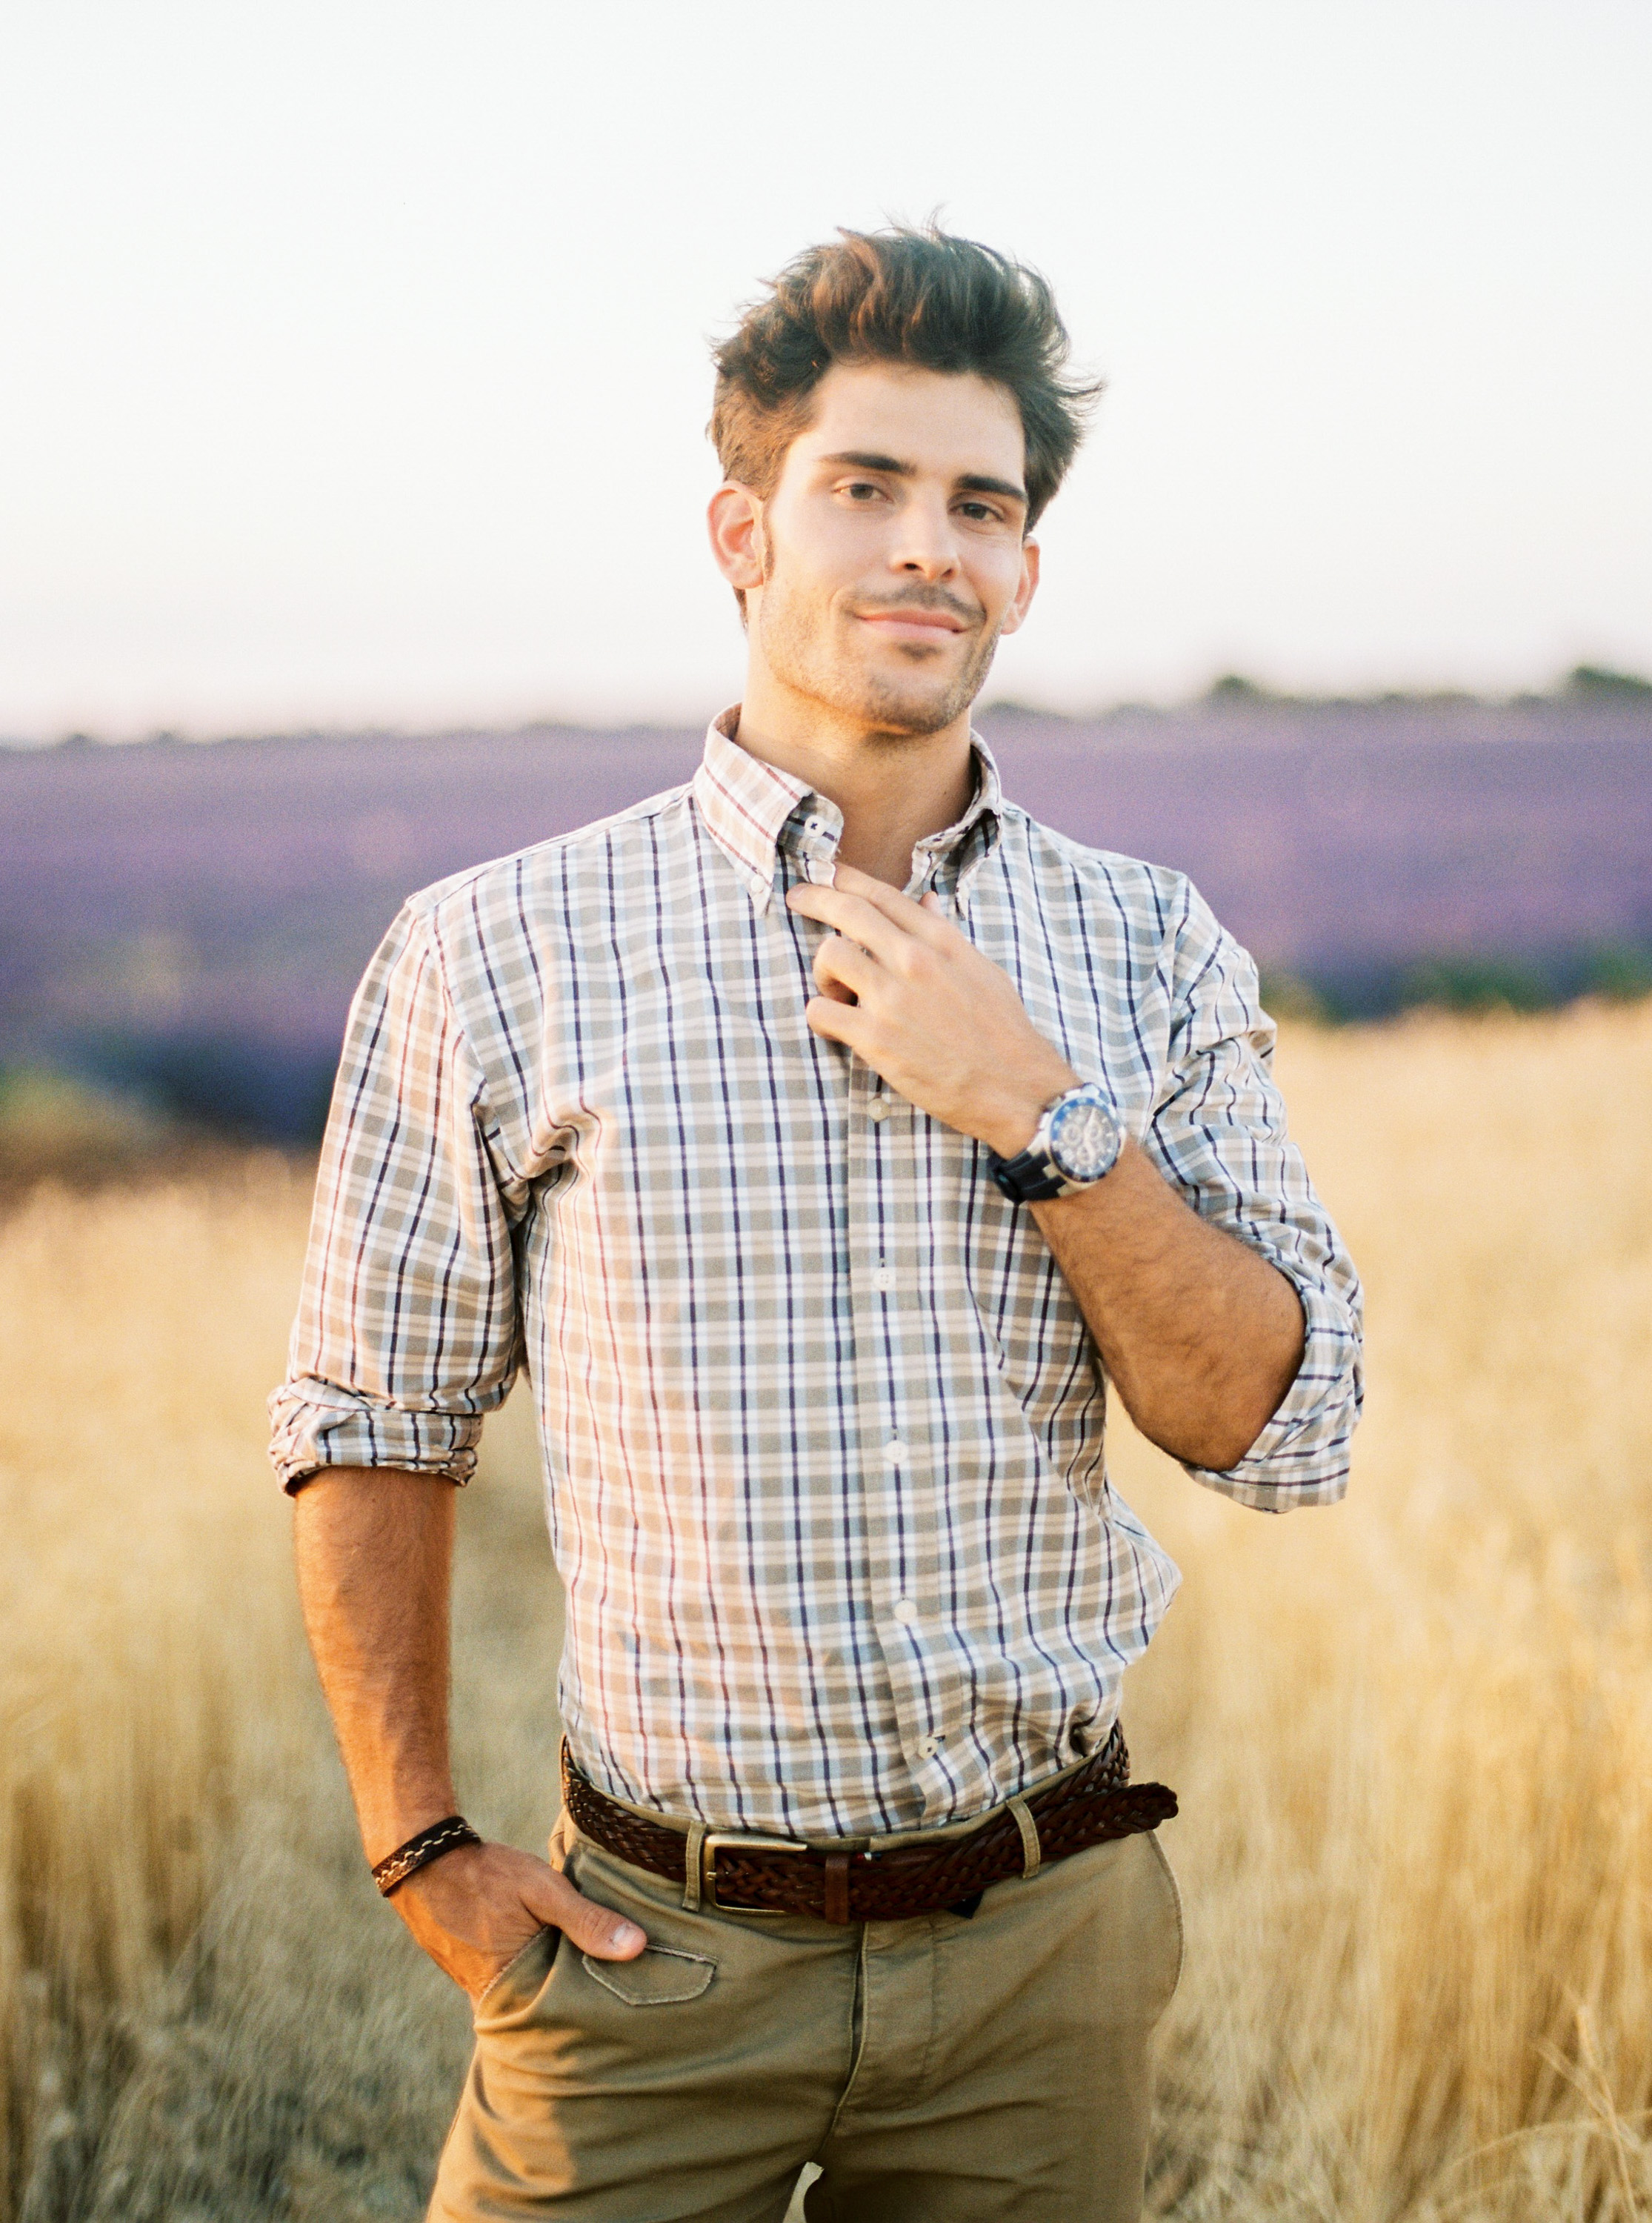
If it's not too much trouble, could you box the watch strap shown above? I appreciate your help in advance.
[989,1145,1070,1203]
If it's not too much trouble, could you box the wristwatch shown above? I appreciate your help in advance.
[990,1082,1125,1203]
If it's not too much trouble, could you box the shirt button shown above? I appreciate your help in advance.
[893,1598,919,1625]
[918,1732,945,1758]
[882,1439,905,1466]
[873,1266,893,1293]
[868,1095,890,1123]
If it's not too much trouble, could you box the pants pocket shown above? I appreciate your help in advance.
[580,1944,716,2006]
[1145,1830,1185,2008]
[473,1925,561,2029]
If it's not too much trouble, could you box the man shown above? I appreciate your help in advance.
[271,225,1362,2222]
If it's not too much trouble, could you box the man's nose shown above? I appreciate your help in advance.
[890,497,960,579]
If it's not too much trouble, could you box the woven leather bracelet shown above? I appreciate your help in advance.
[371,1815,482,1897]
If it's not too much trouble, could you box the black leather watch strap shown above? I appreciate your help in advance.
[990,1147,1068,1203]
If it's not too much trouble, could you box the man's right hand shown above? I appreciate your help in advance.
[391,1839,647,2001]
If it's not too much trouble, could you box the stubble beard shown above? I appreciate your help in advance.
[754,548,1003,742]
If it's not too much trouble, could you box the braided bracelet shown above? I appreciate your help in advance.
[372,1815,482,1897]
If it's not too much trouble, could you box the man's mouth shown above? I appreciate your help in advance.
[855,605,972,642]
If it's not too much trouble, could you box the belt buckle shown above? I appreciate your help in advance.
[701,1831,809,1913]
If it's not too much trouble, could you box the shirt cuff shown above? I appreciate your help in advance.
[267,1379,482,1493]
[1181,1272,1361,1512]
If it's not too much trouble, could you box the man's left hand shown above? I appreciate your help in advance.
[788,863,1305,1470]
[786,865,1076,1158]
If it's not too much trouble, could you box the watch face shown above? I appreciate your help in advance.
[1048,1092,1121,1183]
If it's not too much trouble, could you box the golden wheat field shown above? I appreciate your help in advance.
[3,1003,1651,2222]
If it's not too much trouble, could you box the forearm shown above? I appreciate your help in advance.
[291,1465,460,1865]
[290,1463,646,1987]
[1032,1141,1305,1472]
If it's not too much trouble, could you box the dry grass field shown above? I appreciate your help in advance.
[3,1003,1650,2221]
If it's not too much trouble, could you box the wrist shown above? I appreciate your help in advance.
[989,1077,1127,1204]
[976,1060,1080,1160]
[362,1786,462,1871]
[372,1813,482,1898]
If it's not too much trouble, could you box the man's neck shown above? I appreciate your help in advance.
[733,676,977,891]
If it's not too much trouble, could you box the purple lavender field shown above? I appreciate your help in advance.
[4,688,1650,1138]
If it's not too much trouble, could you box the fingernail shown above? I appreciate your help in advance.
[612,1921,645,1951]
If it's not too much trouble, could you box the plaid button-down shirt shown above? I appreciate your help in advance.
[270,714,1362,1838]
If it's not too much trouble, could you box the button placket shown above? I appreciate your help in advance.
[849,1065,958,1813]
[833,809,993,1818]
[842,1036,907,1755]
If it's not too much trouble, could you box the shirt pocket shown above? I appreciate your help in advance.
[580,1944,716,2006]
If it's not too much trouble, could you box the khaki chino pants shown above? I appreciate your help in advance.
[429,1790,1182,2222]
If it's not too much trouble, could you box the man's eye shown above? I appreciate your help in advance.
[958,501,999,522]
[844,482,883,502]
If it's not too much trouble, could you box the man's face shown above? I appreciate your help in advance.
[735,362,1039,738]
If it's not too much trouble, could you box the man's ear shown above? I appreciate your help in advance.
[707,482,767,594]
[996,536,1041,639]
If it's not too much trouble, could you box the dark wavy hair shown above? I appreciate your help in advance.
[710,224,1102,531]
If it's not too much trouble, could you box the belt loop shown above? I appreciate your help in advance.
[824,1852,851,1926]
[682,1820,707,1913]
[1007,1795,1042,1881]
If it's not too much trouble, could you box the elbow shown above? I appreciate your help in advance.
[1203,1426,1265,1476]
[1133,1395,1270,1475]
[1122,1282,1311,1474]
[1173,1411,1270,1476]
[1145,1352,1302,1475]
[1197,1299,1309,1470]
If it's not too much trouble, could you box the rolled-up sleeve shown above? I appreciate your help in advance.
[268,902,521,1492]
[1144,885,1365,1512]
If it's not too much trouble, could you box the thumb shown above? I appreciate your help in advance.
[528,1865,647,1961]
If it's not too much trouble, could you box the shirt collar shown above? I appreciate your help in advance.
[691,706,1004,914]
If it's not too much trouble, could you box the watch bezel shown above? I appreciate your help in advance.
[1045,1088,1123,1185]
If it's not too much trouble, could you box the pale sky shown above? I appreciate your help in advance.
[3,1,1649,740]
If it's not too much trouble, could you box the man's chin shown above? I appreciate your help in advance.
[850,668,987,740]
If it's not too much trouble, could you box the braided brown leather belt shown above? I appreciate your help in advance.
[562,1730,1176,1926]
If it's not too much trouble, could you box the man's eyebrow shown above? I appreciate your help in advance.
[816,451,1029,508]
[818,450,915,476]
[957,472,1028,506]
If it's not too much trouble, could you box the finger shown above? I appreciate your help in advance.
[530,1867,647,1959]
[830,864,959,948]
[787,883,913,969]
[802,996,872,1053]
[813,934,879,1003]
